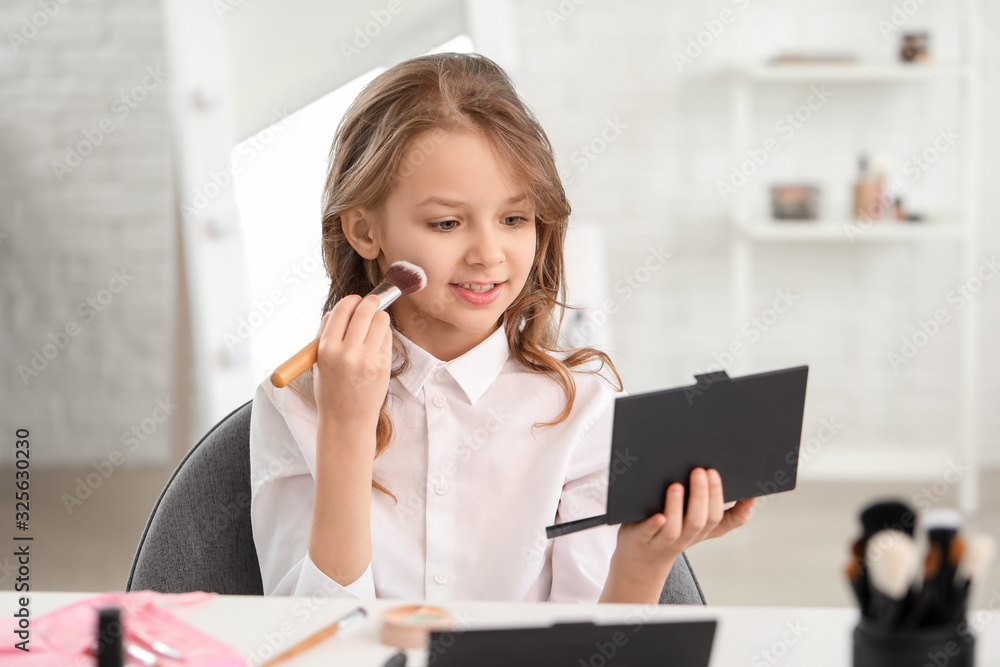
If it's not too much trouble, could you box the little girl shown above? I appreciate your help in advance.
[249,52,754,604]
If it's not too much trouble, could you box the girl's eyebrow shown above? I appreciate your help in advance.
[416,193,528,208]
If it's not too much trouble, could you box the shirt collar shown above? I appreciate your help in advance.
[393,324,511,405]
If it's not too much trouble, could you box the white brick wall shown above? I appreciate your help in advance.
[0,0,174,466]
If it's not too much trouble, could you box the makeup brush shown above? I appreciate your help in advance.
[923,509,963,626]
[270,261,427,389]
[260,607,367,667]
[851,500,916,618]
[845,553,870,614]
[847,538,871,615]
[949,532,996,622]
[904,540,943,628]
[865,529,920,628]
[903,509,963,628]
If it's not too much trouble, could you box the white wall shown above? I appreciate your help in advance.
[512,0,1000,470]
[3,0,997,481]
[220,0,465,138]
[0,0,175,465]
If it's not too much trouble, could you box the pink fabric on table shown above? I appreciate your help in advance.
[2,591,248,666]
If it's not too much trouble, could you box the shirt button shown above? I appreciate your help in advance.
[434,482,447,495]
[434,573,448,585]
[434,369,448,382]
[432,395,446,408]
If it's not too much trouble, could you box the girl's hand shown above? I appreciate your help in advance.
[313,294,393,439]
[613,468,755,580]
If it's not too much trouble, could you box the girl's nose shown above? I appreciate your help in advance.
[466,225,504,266]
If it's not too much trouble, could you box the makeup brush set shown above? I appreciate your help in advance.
[846,500,996,666]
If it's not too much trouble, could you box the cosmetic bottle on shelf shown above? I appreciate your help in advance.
[853,154,884,222]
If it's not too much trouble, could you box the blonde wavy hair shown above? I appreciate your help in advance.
[293,52,622,501]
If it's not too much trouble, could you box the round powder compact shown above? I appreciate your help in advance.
[379,605,455,650]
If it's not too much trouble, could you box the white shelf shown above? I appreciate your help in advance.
[726,0,982,512]
[735,64,972,83]
[798,445,962,482]
[734,219,967,242]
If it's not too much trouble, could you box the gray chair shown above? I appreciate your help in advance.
[127,400,263,595]
[126,401,706,604]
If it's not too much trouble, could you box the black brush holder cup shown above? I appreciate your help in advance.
[853,616,976,667]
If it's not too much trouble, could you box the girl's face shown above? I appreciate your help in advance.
[362,130,538,361]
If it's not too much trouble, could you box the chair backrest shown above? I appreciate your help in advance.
[127,400,706,604]
[127,401,263,595]
[660,552,707,605]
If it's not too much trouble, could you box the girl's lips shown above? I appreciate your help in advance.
[449,281,504,305]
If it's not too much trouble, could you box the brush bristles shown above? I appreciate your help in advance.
[948,537,966,567]
[958,533,997,582]
[382,261,427,296]
[924,543,942,578]
[922,508,963,532]
[860,500,917,538]
[866,530,919,599]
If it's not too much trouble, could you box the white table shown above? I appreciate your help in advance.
[5,592,998,666]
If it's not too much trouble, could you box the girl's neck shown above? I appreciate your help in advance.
[397,322,503,362]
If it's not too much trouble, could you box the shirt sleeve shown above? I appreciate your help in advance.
[547,381,627,603]
[249,380,377,599]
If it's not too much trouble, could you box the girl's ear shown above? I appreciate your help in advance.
[341,207,381,260]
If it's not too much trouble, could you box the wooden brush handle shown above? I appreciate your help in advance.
[259,622,340,667]
[271,284,404,389]
[270,337,320,388]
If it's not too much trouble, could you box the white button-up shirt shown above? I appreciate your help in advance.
[249,324,626,602]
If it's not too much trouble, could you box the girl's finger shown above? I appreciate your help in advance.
[708,497,756,540]
[656,482,685,543]
[732,497,756,524]
[706,468,725,528]
[682,468,709,541]
[370,313,394,373]
[365,309,391,348]
[380,317,394,356]
[639,513,667,541]
[343,293,381,348]
[324,295,363,344]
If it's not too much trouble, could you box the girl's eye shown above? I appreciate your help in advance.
[503,216,530,228]
[429,216,531,233]
[430,219,459,232]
